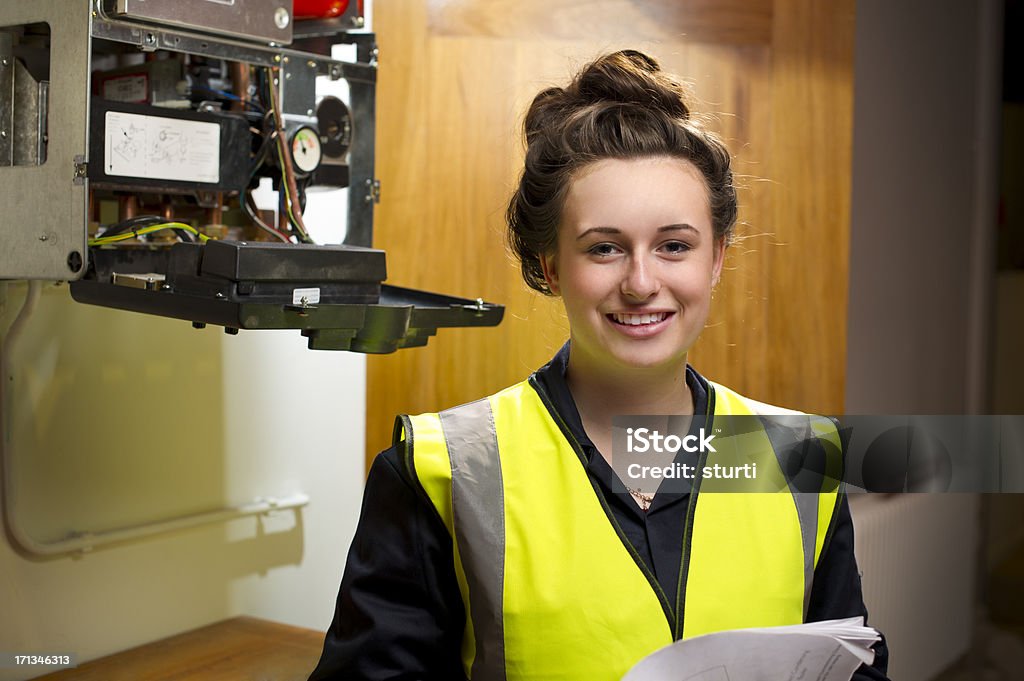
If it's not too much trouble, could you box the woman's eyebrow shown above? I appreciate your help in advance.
[658,224,699,234]
[576,224,698,240]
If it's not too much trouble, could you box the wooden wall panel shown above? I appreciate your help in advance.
[427,0,775,45]
[764,0,855,413]
[367,0,855,463]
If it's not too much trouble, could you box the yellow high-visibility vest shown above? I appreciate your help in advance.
[395,376,843,681]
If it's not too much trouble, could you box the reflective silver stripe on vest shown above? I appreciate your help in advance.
[439,400,507,681]
[760,416,820,619]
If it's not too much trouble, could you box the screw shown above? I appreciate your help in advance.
[274,54,281,63]
[283,56,290,64]
[273,6,290,29]
[1,58,9,67]
[39,234,49,242]
[67,251,83,273]
[1,130,7,138]
[285,72,291,80]
[350,16,365,28]
[143,33,157,46]
[306,108,314,116]
[307,60,317,69]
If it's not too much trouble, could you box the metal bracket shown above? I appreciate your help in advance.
[365,178,381,204]
[73,155,87,185]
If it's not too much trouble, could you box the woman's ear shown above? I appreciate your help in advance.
[711,238,726,287]
[540,252,560,295]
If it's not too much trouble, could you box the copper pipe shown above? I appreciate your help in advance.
[118,195,138,222]
[207,191,223,226]
[229,62,250,114]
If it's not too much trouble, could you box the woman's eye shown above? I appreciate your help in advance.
[588,243,620,256]
[661,241,691,255]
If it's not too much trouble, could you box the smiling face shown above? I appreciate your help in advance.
[541,156,725,379]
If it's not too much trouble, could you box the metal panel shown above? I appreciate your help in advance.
[0,1,92,280]
[90,16,375,84]
[345,34,377,248]
[0,56,46,166]
[104,0,293,46]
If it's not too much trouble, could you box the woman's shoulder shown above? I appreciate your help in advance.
[704,378,807,417]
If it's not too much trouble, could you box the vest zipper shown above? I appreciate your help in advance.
[527,375,677,632]
[672,382,717,640]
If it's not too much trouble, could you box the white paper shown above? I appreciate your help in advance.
[105,111,220,183]
[622,617,879,681]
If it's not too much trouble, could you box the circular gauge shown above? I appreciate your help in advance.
[290,126,323,175]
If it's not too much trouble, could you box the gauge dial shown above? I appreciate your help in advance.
[290,126,323,175]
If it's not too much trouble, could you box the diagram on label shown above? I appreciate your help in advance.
[105,111,220,183]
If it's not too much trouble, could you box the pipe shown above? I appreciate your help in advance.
[229,61,250,115]
[117,194,138,223]
[1,283,309,559]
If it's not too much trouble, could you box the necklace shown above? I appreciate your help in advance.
[627,487,654,512]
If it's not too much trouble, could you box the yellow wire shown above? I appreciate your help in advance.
[88,222,211,246]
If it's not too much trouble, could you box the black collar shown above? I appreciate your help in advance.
[532,341,710,462]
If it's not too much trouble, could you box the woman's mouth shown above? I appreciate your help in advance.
[607,311,674,337]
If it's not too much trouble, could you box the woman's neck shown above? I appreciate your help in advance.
[565,351,694,427]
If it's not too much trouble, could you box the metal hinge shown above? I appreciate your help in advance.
[365,178,381,204]
[73,156,88,185]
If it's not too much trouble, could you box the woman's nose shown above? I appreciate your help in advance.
[620,256,660,300]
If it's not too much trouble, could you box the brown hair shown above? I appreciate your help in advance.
[506,50,737,295]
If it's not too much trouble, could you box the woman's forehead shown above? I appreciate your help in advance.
[563,157,712,231]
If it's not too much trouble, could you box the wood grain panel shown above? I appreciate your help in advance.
[368,0,855,464]
[34,617,322,681]
[764,0,855,413]
[428,0,775,45]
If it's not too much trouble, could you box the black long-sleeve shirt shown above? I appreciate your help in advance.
[310,346,890,680]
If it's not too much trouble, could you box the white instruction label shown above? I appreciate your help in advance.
[105,111,220,183]
[292,288,321,306]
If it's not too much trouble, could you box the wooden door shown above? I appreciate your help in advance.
[366,0,855,463]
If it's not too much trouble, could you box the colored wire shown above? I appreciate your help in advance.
[190,85,263,112]
[243,191,291,242]
[89,222,211,246]
[266,66,313,243]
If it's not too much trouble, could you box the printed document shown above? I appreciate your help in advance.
[621,617,880,681]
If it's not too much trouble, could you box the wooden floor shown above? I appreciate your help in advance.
[32,617,324,681]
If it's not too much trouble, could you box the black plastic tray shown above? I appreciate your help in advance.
[70,280,503,353]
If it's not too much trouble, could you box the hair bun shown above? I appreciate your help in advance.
[572,50,691,119]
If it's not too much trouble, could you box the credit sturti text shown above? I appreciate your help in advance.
[627,461,759,481]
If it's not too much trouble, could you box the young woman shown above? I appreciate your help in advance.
[309,50,889,681]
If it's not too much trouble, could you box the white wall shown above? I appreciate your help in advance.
[847,2,1003,679]
[846,0,1001,415]
[0,282,365,680]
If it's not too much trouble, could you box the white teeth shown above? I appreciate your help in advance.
[613,312,668,326]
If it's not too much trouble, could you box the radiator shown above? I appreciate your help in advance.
[849,493,980,681]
